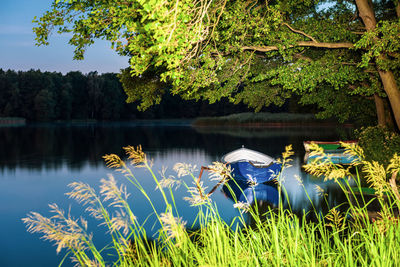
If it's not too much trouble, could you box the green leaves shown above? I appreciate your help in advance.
[33,0,400,123]
[355,20,400,71]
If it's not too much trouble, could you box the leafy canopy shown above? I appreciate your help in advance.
[34,0,400,122]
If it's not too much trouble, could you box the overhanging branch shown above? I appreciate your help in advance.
[282,23,318,43]
[242,41,354,52]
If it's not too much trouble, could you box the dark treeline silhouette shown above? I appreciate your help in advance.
[0,69,288,121]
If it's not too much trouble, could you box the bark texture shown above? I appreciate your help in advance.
[355,0,400,130]
[374,94,386,126]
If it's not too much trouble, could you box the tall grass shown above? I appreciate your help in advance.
[23,144,400,266]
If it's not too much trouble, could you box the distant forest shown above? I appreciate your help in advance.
[0,69,293,121]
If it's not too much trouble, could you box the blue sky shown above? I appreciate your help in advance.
[0,0,128,74]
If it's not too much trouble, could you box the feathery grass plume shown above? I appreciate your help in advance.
[173,162,198,178]
[123,145,149,168]
[233,201,251,213]
[207,162,232,182]
[303,159,334,177]
[157,166,182,190]
[100,174,130,208]
[324,167,352,181]
[159,210,187,242]
[362,161,388,197]
[109,210,135,236]
[341,141,364,165]
[387,153,400,175]
[66,182,103,220]
[276,145,294,184]
[246,177,259,187]
[308,142,325,157]
[23,204,89,254]
[103,154,125,170]
[314,185,325,197]
[183,181,209,206]
[325,208,345,229]
[303,155,351,181]
[294,174,303,186]
[99,175,136,236]
[71,258,102,267]
[387,154,400,203]
[303,146,337,176]
[372,206,399,234]
[281,144,294,167]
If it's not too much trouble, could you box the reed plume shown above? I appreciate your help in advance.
[159,210,187,242]
[158,166,182,190]
[123,145,148,167]
[23,204,88,254]
[173,163,198,178]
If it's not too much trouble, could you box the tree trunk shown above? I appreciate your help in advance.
[373,94,385,126]
[377,71,400,129]
[355,0,400,130]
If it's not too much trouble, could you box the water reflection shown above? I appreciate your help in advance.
[0,122,354,266]
[222,180,281,208]
[0,122,353,172]
[219,157,353,224]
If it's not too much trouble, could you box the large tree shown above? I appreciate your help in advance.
[34,0,400,128]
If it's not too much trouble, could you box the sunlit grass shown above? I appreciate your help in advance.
[23,144,400,266]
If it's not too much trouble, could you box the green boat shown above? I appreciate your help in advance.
[304,140,359,165]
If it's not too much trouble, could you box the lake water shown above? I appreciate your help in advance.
[0,121,353,266]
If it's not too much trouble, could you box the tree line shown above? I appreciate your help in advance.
[0,69,290,122]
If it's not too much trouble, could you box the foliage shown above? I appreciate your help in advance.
[119,68,167,111]
[0,69,268,121]
[0,69,129,121]
[32,0,400,125]
[356,126,400,168]
[23,144,400,266]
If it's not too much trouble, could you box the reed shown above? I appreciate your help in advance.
[23,144,400,266]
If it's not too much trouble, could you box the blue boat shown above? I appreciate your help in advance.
[222,147,282,184]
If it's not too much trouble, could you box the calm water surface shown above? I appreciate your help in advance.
[0,122,353,266]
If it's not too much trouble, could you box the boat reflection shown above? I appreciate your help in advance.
[222,179,282,209]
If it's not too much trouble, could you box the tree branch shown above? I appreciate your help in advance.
[242,41,354,52]
[282,23,318,43]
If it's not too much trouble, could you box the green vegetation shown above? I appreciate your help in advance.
[357,126,400,168]
[23,145,400,266]
[0,69,130,121]
[34,1,400,128]
[0,69,268,121]
[193,112,321,127]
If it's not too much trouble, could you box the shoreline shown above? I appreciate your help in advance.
[193,121,354,128]
[0,117,26,126]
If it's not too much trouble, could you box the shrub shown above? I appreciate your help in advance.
[356,126,400,168]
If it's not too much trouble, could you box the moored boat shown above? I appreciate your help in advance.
[303,140,359,165]
[222,147,282,184]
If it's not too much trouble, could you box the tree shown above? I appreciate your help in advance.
[34,89,56,121]
[34,0,400,128]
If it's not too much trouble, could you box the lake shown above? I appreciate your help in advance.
[0,121,353,266]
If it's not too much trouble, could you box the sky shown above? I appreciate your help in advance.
[0,0,129,74]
